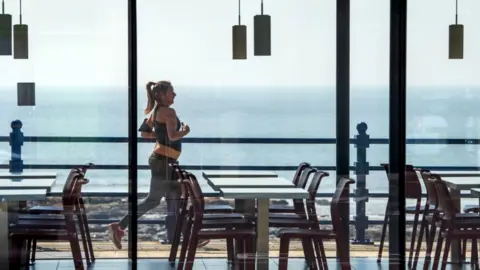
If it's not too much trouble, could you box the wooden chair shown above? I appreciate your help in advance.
[178,172,256,270]
[277,177,355,270]
[10,170,86,269]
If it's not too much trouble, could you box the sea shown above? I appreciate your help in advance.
[1,85,480,218]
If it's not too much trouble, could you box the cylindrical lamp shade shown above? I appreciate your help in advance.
[449,24,464,59]
[17,82,35,106]
[0,14,12,55]
[232,25,247,60]
[254,14,271,56]
[14,24,28,59]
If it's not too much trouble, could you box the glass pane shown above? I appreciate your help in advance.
[136,0,338,268]
[406,0,480,268]
[350,0,391,267]
[0,0,131,267]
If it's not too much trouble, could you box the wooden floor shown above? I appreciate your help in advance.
[23,258,475,270]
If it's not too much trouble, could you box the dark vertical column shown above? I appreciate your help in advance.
[336,0,350,262]
[127,0,138,266]
[388,0,407,269]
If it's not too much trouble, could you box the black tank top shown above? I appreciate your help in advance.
[153,106,182,152]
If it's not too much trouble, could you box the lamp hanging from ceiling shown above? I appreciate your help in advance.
[449,0,463,59]
[254,0,271,56]
[232,0,247,60]
[13,0,28,59]
[0,0,12,55]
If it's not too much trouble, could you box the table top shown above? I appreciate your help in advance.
[442,177,480,190]
[0,171,58,179]
[0,178,57,192]
[206,177,294,191]
[219,187,309,199]
[436,171,480,177]
[471,188,480,198]
[48,184,220,197]
[202,170,278,179]
[0,189,48,201]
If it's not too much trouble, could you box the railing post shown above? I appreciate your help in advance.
[9,120,24,173]
[352,122,373,245]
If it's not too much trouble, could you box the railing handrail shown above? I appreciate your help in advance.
[0,135,479,144]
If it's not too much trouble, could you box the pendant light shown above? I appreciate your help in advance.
[232,0,247,60]
[13,0,28,59]
[449,0,463,59]
[17,82,35,106]
[0,0,12,55]
[254,0,271,56]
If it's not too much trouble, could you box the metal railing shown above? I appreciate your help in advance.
[1,119,479,245]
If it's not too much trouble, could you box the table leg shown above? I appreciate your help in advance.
[450,189,462,265]
[256,198,270,270]
[0,202,9,270]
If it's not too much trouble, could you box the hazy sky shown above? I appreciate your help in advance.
[0,0,479,88]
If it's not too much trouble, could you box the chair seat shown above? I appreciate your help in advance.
[204,205,233,212]
[278,228,335,239]
[197,229,256,239]
[18,214,64,220]
[463,204,480,213]
[203,213,244,219]
[12,218,67,230]
[200,218,252,228]
[27,205,63,213]
[268,213,305,219]
[269,205,295,212]
[269,218,311,228]
[406,205,435,213]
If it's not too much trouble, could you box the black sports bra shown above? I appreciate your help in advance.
[153,106,182,152]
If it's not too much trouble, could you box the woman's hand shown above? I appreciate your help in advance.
[182,122,190,134]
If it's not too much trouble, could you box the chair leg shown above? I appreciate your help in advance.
[81,211,95,262]
[278,236,290,270]
[227,237,234,263]
[177,217,193,270]
[169,208,186,265]
[440,236,451,270]
[314,239,328,270]
[184,234,199,270]
[377,199,390,263]
[79,199,95,263]
[76,213,91,266]
[244,236,255,270]
[301,237,316,269]
[408,202,421,268]
[412,215,427,269]
[26,239,32,265]
[31,239,37,263]
[423,218,437,270]
[68,236,84,270]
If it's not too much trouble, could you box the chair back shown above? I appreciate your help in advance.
[381,163,422,199]
[430,173,457,220]
[416,169,438,208]
[292,162,311,185]
[292,167,317,213]
[304,171,329,224]
[61,170,85,234]
[330,178,355,245]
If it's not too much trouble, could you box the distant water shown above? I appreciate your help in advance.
[1,85,480,198]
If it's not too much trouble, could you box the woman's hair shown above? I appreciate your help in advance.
[144,80,172,115]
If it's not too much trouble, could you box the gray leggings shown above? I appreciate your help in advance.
[119,153,181,241]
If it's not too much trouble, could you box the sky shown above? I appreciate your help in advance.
[0,0,479,88]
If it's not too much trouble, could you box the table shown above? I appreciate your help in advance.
[219,187,309,270]
[202,170,278,179]
[0,172,56,270]
[205,177,294,191]
[442,177,480,265]
[0,171,58,179]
